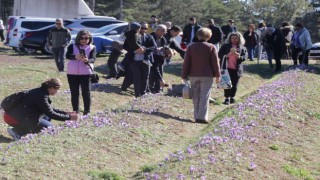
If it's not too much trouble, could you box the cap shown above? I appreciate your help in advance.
[130,22,141,31]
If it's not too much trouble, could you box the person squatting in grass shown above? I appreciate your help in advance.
[3,78,78,140]
[66,30,96,115]
[218,32,247,105]
[182,28,221,124]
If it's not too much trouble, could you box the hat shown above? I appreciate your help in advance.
[130,22,141,31]
[151,15,158,19]
[228,19,234,23]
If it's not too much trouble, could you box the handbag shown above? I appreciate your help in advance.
[217,55,232,89]
[182,81,192,99]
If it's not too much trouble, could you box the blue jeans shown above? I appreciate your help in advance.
[12,116,53,136]
[246,45,256,61]
[52,47,66,72]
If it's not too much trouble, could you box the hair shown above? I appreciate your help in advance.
[225,32,245,46]
[295,22,303,28]
[196,28,212,41]
[56,18,63,22]
[75,30,93,45]
[248,24,255,30]
[189,17,196,21]
[41,78,62,89]
[140,21,149,28]
[155,24,167,32]
[282,21,290,27]
[258,22,266,28]
[170,25,182,32]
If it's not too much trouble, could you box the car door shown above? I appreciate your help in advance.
[104,25,127,41]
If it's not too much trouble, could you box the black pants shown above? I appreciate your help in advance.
[273,50,283,70]
[107,49,122,77]
[0,29,5,42]
[67,74,91,114]
[224,68,240,98]
[149,56,164,93]
[292,47,310,65]
[131,61,150,97]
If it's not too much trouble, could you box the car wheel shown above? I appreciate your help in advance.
[41,42,52,55]
[24,48,37,54]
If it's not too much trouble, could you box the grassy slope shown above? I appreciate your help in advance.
[0,47,319,179]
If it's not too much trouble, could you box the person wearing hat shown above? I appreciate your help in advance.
[221,19,237,42]
[3,78,79,140]
[291,23,312,65]
[147,15,159,34]
[207,19,223,50]
[182,17,202,44]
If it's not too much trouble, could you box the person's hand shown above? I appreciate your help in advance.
[70,113,78,121]
[160,80,169,87]
[234,52,240,59]
[215,77,220,84]
[75,54,82,60]
[81,57,89,63]
[134,47,145,54]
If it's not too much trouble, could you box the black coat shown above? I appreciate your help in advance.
[140,33,157,60]
[6,86,70,128]
[221,25,237,38]
[243,31,258,47]
[218,44,247,77]
[266,28,286,55]
[182,23,201,43]
[208,25,223,44]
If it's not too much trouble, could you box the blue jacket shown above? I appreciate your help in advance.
[296,28,313,50]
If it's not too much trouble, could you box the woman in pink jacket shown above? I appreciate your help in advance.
[66,30,96,115]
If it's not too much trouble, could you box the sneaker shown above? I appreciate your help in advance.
[230,97,235,104]
[223,98,230,105]
[142,60,153,66]
[195,119,209,124]
[7,128,21,140]
[117,64,125,71]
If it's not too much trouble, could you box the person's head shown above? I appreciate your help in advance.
[258,22,266,28]
[139,22,148,34]
[55,18,63,28]
[225,32,245,46]
[282,21,290,27]
[207,19,214,26]
[266,24,275,34]
[295,23,303,32]
[248,24,255,32]
[151,15,158,23]
[165,21,172,29]
[169,25,182,37]
[129,22,141,33]
[155,24,167,38]
[75,30,93,45]
[41,78,62,95]
[228,19,235,26]
[196,27,212,41]
[189,17,196,25]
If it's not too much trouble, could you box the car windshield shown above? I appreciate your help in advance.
[92,24,118,34]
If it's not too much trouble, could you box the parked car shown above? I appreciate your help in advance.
[92,36,113,54]
[5,16,73,50]
[309,42,320,59]
[65,18,125,35]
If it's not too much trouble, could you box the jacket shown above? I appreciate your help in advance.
[243,31,258,47]
[208,25,223,44]
[6,86,70,129]
[218,44,247,77]
[182,41,220,79]
[47,27,71,48]
[66,44,96,75]
[221,25,237,39]
[140,33,157,60]
[182,23,201,44]
[294,28,313,50]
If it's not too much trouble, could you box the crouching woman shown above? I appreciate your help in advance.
[3,78,78,140]
[181,28,220,124]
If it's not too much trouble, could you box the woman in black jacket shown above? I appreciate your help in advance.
[243,24,258,61]
[4,78,78,140]
[219,32,247,105]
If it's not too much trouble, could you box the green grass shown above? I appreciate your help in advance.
[269,144,280,151]
[0,48,320,179]
[282,165,314,180]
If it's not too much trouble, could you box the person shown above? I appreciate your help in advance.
[291,23,313,66]
[47,18,71,72]
[243,24,258,61]
[66,30,96,115]
[265,25,286,72]
[3,78,78,140]
[280,21,294,59]
[182,17,201,45]
[149,24,170,93]
[147,15,159,34]
[221,19,237,42]
[0,17,5,42]
[131,22,157,97]
[164,25,185,60]
[207,19,223,50]
[181,28,220,124]
[256,22,268,62]
[219,32,247,105]
[165,21,172,30]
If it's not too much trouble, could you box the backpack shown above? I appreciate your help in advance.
[0,90,29,111]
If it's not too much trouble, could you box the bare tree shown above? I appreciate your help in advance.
[119,0,123,20]
[89,0,95,12]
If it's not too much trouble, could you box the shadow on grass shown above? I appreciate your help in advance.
[91,83,134,96]
[127,109,194,123]
[164,63,183,77]
[0,135,13,143]
[32,55,53,60]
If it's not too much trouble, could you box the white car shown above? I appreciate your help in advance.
[310,42,320,59]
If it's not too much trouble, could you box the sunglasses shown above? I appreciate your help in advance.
[80,37,90,40]
[56,23,62,25]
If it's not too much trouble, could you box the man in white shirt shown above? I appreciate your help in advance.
[0,17,5,42]
[182,17,201,45]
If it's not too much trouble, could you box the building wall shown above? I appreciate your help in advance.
[13,0,94,18]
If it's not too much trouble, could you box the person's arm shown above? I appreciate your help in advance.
[210,46,220,78]
[218,27,223,43]
[169,39,185,59]
[238,46,247,64]
[181,46,191,80]
[47,29,52,46]
[36,96,71,121]
[65,29,71,46]
[88,46,96,63]
[66,44,76,60]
